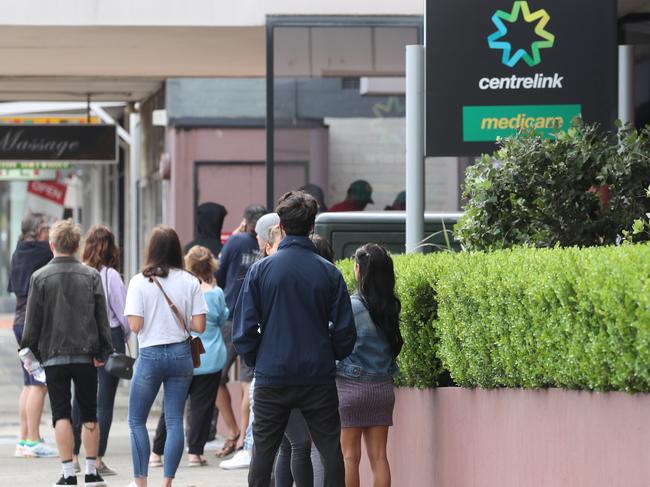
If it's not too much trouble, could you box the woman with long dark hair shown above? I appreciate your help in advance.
[150,245,229,468]
[336,243,403,487]
[72,225,130,476]
[124,226,207,487]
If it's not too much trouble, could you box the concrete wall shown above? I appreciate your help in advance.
[359,387,650,487]
[326,118,458,211]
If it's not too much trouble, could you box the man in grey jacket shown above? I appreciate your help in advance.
[21,219,113,487]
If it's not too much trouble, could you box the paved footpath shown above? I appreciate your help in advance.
[0,324,248,487]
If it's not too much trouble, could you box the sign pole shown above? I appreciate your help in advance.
[406,44,425,254]
[618,45,635,126]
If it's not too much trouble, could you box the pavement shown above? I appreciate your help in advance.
[0,322,249,487]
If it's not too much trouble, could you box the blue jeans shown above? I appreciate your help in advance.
[128,341,193,479]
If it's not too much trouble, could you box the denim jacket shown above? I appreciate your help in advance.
[336,294,398,382]
[21,256,113,363]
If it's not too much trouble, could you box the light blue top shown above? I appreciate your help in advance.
[193,286,229,375]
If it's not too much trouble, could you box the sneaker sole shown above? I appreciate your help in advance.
[96,470,117,477]
[220,463,250,470]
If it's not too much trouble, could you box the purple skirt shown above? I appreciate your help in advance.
[336,376,395,428]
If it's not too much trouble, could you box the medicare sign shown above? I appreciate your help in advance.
[425,0,617,156]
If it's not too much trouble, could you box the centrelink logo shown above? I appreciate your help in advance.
[480,1,562,91]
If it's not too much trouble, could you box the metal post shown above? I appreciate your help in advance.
[405,45,425,253]
[618,45,635,126]
[128,112,141,280]
[265,21,275,211]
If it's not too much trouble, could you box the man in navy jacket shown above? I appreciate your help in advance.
[233,190,356,487]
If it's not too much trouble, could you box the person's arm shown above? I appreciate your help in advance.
[189,278,207,333]
[124,276,145,334]
[107,268,131,340]
[329,271,357,360]
[94,272,114,364]
[215,239,232,288]
[206,288,229,328]
[127,316,144,333]
[232,267,262,367]
[20,275,44,359]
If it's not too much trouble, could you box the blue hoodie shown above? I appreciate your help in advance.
[216,232,260,319]
[233,235,356,387]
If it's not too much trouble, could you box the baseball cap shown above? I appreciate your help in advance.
[348,180,373,204]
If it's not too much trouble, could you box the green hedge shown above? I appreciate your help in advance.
[337,244,650,392]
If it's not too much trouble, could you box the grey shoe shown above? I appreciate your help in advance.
[73,463,81,474]
[96,464,117,477]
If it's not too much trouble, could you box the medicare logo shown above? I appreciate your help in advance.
[487,1,555,68]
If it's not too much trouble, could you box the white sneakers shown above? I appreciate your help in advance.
[219,449,252,470]
[15,440,58,458]
[26,441,58,458]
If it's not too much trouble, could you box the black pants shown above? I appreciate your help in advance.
[250,384,344,487]
[153,371,222,455]
[73,327,125,457]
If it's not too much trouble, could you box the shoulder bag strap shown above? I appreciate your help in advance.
[151,276,190,336]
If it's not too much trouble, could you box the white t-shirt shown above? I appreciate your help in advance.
[124,269,208,349]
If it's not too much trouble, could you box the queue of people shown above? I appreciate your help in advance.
[11,185,403,487]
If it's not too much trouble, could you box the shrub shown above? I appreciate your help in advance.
[436,244,650,392]
[455,120,650,250]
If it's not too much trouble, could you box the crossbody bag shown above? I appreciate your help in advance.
[102,268,136,380]
[151,276,205,367]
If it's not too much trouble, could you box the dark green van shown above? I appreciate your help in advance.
[314,211,462,259]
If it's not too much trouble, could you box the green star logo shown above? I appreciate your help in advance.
[487,1,555,68]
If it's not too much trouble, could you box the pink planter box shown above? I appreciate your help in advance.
[359,387,650,487]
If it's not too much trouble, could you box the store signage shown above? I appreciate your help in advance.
[0,161,71,170]
[425,0,617,156]
[0,169,58,181]
[0,125,117,162]
[24,181,67,220]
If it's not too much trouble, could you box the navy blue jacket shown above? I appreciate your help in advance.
[216,232,260,319]
[233,235,356,387]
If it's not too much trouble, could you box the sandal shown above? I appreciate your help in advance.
[188,457,208,467]
[214,433,240,458]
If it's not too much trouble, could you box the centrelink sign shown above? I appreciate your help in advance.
[425,0,617,157]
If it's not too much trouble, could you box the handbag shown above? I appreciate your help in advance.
[151,276,205,367]
[101,268,136,379]
[105,352,136,380]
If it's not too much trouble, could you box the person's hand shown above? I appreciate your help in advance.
[232,218,246,234]
[93,358,105,368]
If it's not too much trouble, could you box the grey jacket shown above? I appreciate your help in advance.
[21,256,113,363]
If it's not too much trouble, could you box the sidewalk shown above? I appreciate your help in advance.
[0,328,248,487]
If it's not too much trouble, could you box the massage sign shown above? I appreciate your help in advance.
[425,0,617,156]
[0,125,117,162]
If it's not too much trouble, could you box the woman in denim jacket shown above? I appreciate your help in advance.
[336,243,403,487]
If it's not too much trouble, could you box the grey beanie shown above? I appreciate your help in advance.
[255,213,280,243]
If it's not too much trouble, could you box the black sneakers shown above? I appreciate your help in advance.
[83,474,106,487]
[53,476,77,486]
